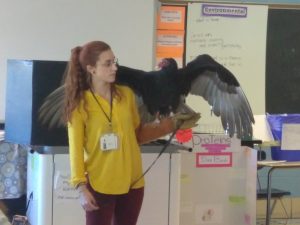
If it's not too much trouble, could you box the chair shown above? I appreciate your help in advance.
[242,140,291,219]
[257,187,291,218]
[256,148,291,220]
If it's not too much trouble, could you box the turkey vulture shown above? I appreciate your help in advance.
[39,54,254,139]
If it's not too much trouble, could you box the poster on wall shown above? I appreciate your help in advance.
[156,5,186,68]
[157,5,186,31]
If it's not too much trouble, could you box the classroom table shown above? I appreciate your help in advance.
[257,161,300,225]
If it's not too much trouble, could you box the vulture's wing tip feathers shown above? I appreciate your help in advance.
[38,85,66,129]
[182,54,255,139]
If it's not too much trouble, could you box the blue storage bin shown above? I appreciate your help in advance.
[267,113,300,161]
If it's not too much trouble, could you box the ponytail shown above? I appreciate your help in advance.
[63,46,89,123]
[63,41,112,123]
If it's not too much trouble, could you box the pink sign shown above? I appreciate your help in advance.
[196,152,233,168]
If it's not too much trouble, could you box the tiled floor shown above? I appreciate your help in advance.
[257,219,300,225]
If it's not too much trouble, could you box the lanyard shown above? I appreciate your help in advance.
[90,88,113,127]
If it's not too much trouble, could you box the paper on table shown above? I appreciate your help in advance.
[281,123,300,150]
[252,115,280,146]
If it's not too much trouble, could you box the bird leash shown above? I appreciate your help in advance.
[130,120,183,188]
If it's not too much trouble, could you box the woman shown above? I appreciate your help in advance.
[64,41,199,225]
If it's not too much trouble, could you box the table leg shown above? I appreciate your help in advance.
[266,167,275,225]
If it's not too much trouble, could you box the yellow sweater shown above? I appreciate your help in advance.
[68,85,144,194]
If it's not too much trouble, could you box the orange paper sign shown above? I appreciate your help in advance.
[157,6,186,31]
[156,30,185,54]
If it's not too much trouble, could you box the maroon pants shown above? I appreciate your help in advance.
[86,184,144,225]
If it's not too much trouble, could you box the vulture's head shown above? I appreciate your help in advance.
[157,58,178,72]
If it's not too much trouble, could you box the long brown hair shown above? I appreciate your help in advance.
[63,41,111,123]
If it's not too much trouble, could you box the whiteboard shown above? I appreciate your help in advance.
[0,0,156,121]
[185,3,268,131]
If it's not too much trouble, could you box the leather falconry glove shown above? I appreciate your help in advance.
[172,112,201,130]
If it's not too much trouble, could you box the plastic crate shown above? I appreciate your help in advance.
[267,114,300,161]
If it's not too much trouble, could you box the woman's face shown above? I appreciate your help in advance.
[88,49,118,84]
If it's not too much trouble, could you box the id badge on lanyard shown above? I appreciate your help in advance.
[100,132,119,151]
[91,89,119,151]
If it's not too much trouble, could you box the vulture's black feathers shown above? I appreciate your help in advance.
[38,54,254,139]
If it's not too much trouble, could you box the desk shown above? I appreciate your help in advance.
[257,161,300,225]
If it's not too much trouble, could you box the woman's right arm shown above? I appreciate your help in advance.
[68,109,99,211]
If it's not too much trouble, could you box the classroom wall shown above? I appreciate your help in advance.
[1,0,299,121]
[0,0,157,121]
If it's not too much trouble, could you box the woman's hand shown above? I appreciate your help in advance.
[77,184,99,211]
